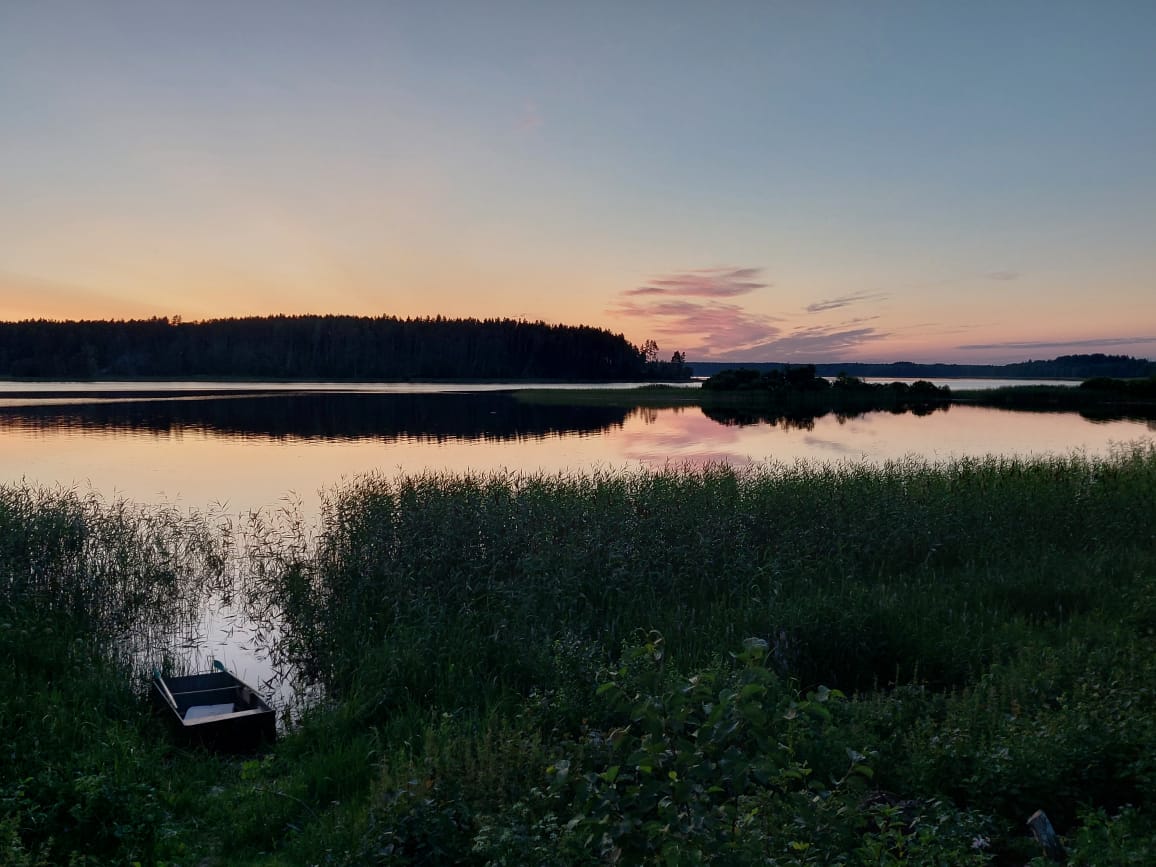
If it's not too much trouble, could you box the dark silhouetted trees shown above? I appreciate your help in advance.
[692,354,1156,381]
[0,315,693,382]
[701,365,951,414]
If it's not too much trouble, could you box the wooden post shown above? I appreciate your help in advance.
[1027,809,1066,862]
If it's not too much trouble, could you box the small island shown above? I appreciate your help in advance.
[519,359,1156,425]
[957,374,1156,416]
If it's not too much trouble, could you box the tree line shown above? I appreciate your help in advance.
[700,364,952,418]
[691,353,1156,380]
[0,315,692,381]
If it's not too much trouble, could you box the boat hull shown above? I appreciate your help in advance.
[152,667,277,751]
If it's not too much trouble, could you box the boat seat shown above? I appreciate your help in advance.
[184,703,235,721]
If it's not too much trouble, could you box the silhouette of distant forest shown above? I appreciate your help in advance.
[692,353,1156,380]
[0,316,691,381]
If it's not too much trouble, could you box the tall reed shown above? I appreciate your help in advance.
[264,443,1156,714]
[0,484,239,670]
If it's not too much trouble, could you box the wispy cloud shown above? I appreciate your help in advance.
[804,290,888,314]
[624,267,769,299]
[985,270,1020,281]
[612,297,784,356]
[710,324,891,361]
[958,336,1156,351]
[610,266,780,356]
[612,266,895,360]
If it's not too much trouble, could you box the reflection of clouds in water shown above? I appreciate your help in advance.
[802,435,869,457]
[620,409,743,459]
[834,416,875,433]
[629,450,754,469]
[619,407,757,466]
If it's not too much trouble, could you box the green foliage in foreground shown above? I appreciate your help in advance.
[3,446,1156,864]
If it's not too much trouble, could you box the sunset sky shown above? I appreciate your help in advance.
[2,1,1154,363]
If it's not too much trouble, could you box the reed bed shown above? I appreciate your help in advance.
[3,445,1156,863]
[0,484,240,653]
[270,443,1156,708]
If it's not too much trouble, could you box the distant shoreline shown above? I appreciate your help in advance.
[0,375,690,385]
[688,354,1154,381]
[516,378,1156,421]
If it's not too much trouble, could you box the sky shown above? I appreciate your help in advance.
[2,1,1154,363]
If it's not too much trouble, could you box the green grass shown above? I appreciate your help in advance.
[3,446,1156,863]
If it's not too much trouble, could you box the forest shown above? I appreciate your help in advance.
[691,353,1156,380]
[0,315,692,381]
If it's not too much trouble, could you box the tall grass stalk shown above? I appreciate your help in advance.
[264,443,1156,711]
[4,445,1156,863]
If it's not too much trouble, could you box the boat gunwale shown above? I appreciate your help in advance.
[152,667,275,729]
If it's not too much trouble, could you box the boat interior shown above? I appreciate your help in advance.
[158,670,266,721]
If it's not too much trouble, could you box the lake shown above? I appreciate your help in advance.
[0,379,1150,518]
[4,379,1151,700]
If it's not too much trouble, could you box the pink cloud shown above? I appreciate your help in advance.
[612,264,890,360]
[625,267,769,298]
[610,296,783,357]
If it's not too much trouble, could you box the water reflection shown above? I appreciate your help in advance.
[614,403,1155,470]
[701,401,951,432]
[975,404,1156,426]
[0,390,629,442]
[3,386,1152,713]
[0,389,1151,521]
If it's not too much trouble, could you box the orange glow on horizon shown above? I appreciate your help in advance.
[5,262,1154,365]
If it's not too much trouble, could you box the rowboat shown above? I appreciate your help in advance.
[152,660,277,751]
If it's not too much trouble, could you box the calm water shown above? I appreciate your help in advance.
[5,379,1150,698]
[0,379,1151,517]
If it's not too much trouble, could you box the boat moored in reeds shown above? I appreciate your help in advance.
[152,660,276,751]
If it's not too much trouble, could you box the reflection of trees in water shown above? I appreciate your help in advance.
[701,401,951,431]
[974,403,1156,426]
[632,407,660,425]
[702,407,821,431]
[1078,407,1156,426]
[0,392,630,442]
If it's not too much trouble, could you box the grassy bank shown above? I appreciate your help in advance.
[4,448,1156,863]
